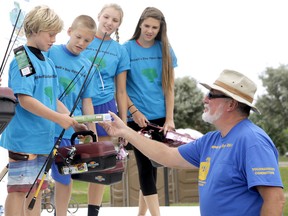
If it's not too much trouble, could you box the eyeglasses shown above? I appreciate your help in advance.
[207,92,231,100]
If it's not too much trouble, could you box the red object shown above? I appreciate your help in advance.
[0,87,17,134]
[55,131,117,175]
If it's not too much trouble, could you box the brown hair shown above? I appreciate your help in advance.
[130,7,174,93]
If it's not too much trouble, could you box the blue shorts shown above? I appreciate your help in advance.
[7,155,48,193]
[94,98,117,137]
[51,138,79,185]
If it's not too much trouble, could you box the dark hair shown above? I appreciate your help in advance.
[237,102,251,116]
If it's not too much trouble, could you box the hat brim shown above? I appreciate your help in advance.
[200,82,261,114]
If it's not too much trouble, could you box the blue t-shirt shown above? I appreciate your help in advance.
[47,45,97,139]
[82,37,130,106]
[123,40,177,120]
[178,119,283,216]
[0,45,58,154]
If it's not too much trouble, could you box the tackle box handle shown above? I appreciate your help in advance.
[70,130,97,145]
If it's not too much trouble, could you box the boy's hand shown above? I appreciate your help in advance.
[56,114,78,130]
[73,123,88,132]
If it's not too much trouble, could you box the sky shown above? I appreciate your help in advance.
[1,0,288,96]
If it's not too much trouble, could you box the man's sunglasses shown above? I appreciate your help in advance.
[207,92,231,100]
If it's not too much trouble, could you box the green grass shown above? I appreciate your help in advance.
[72,167,288,214]
[279,155,288,162]
[72,181,110,204]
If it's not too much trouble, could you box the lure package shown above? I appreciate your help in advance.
[13,45,35,77]
[0,87,17,134]
[73,113,112,123]
[55,130,117,175]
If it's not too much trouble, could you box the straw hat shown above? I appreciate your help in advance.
[200,69,260,114]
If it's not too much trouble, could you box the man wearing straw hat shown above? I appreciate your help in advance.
[100,69,285,215]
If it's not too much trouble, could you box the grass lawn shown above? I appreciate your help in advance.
[72,166,288,214]
[72,181,110,204]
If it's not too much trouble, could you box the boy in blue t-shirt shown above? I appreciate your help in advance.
[0,5,83,215]
[47,15,97,216]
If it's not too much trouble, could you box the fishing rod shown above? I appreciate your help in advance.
[27,32,108,210]
[1,22,24,78]
[0,9,22,77]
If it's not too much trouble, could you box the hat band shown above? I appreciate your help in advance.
[214,80,253,103]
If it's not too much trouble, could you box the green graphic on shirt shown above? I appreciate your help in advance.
[44,86,53,104]
[141,69,158,83]
[89,57,106,71]
[59,77,75,95]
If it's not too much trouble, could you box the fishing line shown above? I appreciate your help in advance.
[0,9,22,77]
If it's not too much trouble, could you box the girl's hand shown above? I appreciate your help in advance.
[160,119,175,135]
[131,110,149,128]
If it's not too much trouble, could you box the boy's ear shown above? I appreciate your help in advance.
[67,27,72,36]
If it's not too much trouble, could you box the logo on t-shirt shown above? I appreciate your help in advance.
[199,157,211,181]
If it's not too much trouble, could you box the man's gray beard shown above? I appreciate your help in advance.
[202,104,224,124]
[202,112,213,124]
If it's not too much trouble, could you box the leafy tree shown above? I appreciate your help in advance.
[174,76,214,134]
[250,65,288,154]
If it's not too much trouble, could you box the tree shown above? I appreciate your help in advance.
[174,76,214,133]
[250,65,288,154]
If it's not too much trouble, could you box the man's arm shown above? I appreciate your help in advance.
[100,111,196,169]
[257,186,285,216]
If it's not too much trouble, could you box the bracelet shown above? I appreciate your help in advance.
[128,104,134,110]
[131,109,138,115]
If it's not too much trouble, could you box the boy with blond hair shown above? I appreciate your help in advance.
[0,5,83,216]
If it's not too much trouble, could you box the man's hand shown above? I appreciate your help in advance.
[98,111,127,138]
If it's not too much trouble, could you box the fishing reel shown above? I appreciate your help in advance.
[65,146,76,164]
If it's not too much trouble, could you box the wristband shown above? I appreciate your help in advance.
[128,104,134,110]
[131,109,138,115]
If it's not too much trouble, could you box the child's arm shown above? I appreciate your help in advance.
[115,71,127,124]
[56,99,87,131]
[18,94,77,129]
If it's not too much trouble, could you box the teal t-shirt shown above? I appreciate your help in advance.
[1,45,58,154]
[47,44,97,139]
[123,40,177,120]
[82,37,130,106]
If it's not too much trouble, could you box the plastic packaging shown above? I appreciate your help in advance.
[73,113,112,123]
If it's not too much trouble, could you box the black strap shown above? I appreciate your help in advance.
[9,151,29,161]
